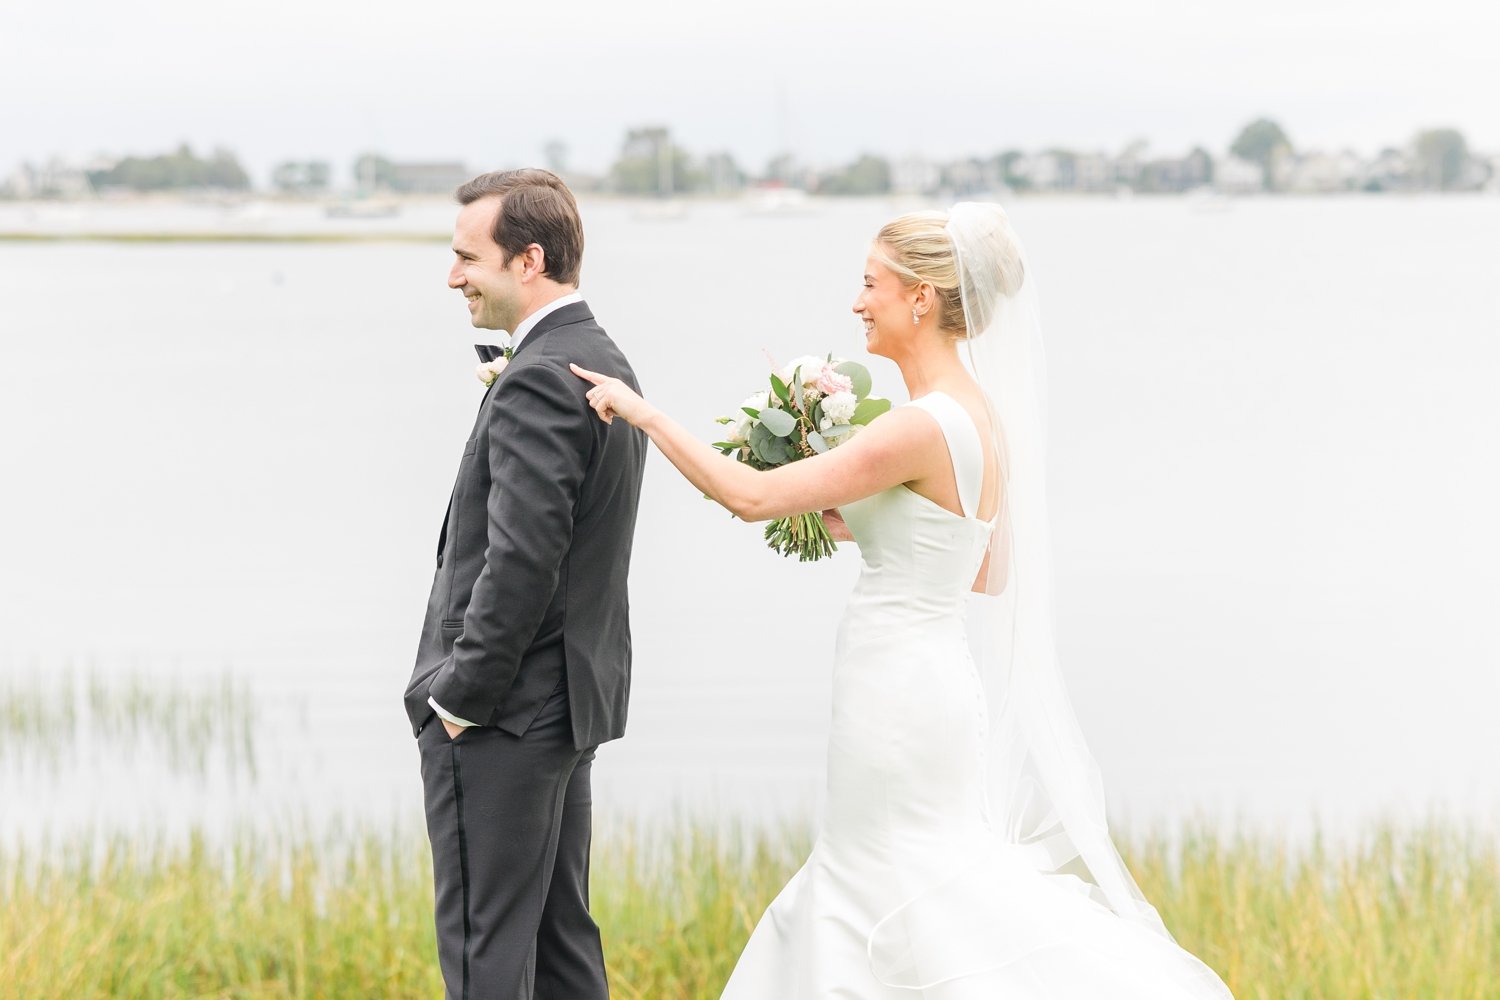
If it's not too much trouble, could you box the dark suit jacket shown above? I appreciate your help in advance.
[404,301,646,749]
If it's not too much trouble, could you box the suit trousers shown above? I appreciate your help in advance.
[418,679,608,1000]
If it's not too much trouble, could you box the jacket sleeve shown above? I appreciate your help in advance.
[425,361,592,724]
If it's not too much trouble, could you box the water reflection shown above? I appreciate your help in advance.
[3,667,258,789]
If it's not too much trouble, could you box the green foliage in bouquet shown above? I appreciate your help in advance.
[711,356,891,561]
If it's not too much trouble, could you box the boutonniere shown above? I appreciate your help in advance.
[473,339,513,386]
[476,355,510,387]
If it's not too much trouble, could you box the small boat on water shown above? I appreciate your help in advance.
[325,198,401,220]
[630,199,691,222]
[743,186,817,217]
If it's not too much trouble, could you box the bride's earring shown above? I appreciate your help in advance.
[912,308,920,326]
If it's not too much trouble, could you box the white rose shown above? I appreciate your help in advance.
[718,416,748,443]
[821,390,857,425]
[742,390,770,413]
[779,355,827,386]
[475,358,509,386]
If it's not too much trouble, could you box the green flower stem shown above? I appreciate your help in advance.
[764,511,838,562]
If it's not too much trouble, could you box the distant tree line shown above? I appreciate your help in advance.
[5,119,1493,200]
[86,144,249,192]
[592,119,1493,197]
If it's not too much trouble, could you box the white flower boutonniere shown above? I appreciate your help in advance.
[476,357,509,387]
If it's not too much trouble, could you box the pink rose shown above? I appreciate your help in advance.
[815,365,853,397]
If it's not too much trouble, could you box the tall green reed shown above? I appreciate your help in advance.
[3,818,1497,999]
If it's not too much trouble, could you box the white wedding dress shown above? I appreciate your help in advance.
[720,391,1232,999]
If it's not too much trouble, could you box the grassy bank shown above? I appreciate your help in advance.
[2,820,1496,999]
[0,231,446,244]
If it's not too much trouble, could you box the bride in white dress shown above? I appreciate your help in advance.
[572,204,1234,998]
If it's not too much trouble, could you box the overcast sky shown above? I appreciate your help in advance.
[4,0,1497,184]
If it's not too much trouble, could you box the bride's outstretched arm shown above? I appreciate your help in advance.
[571,364,943,521]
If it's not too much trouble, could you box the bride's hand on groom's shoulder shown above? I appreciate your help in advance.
[570,363,654,428]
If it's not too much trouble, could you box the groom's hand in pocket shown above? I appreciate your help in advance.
[441,719,466,741]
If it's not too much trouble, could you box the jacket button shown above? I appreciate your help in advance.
[437,553,444,567]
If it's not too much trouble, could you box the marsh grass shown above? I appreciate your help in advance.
[2,818,1497,999]
[0,668,256,780]
[0,232,445,244]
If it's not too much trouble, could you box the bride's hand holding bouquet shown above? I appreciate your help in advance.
[710,355,889,559]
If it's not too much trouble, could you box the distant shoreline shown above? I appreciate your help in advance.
[0,231,448,244]
[2,189,1494,245]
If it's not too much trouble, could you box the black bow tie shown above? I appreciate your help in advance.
[475,343,511,363]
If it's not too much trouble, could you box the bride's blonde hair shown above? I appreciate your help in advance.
[873,211,968,338]
[875,209,1026,340]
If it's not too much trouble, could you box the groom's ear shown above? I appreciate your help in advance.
[517,243,548,282]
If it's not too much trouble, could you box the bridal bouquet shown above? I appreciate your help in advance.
[712,355,891,561]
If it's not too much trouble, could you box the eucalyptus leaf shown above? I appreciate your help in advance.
[760,436,794,465]
[834,361,873,398]
[792,376,805,412]
[769,373,791,406]
[852,397,892,425]
[821,424,855,438]
[807,431,829,454]
[758,406,797,437]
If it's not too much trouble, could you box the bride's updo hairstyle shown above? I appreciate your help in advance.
[875,208,1026,341]
[874,211,967,338]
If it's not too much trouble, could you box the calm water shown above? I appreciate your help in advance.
[3,195,1498,845]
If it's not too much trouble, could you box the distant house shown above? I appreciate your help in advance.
[940,157,995,196]
[1279,151,1361,194]
[701,152,745,194]
[1214,155,1263,194]
[1139,149,1213,193]
[1008,153,1059,192]
[1072,153,1114,193]
[621,127,670,164]
[1360,149,1414,192]
[272,160,331,195]
[389,162,469,195]
[1459,156,1493,192]
[891,155,940,195]
[6,159,94,199]
[1112,141,1150,190]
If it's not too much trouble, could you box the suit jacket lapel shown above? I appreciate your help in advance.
[473,300,593,413]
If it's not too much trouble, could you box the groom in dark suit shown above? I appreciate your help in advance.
[404,168,646,1000]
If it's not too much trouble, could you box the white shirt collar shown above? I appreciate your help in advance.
[509,291,584,351]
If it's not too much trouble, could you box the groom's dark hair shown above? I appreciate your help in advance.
[455,168,584,287]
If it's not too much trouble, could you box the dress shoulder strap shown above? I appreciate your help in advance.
[907,392,984,519]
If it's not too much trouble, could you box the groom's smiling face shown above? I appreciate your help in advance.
[449,195,525,332]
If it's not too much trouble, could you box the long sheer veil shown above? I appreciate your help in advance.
[948,201,1172,930]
